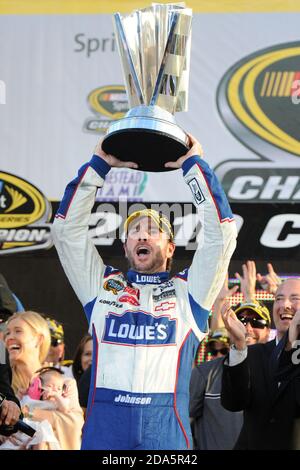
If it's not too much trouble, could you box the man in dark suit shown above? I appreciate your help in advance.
[0,363,21,427]
[221,278,300,450]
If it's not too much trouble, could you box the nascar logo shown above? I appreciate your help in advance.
[217,42,300,159]
[102,311,176,346]
[0,172,52,254]
[104,279,124,295]
[84,85,129,135]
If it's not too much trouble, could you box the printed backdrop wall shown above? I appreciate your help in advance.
[0,0,299,354]
[1,1,300,203]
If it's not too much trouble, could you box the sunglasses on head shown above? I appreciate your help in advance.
[238,317,268,329]
[209,347,229,357]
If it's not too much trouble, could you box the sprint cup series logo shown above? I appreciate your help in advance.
[0,173,52,254]
[83,85,129,135]
[216,42,300,203]
[84,85,149,202]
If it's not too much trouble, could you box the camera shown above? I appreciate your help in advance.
[0,420,36,437]
[0,392,35,437]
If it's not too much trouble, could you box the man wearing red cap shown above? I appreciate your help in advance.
[52,134,237,450]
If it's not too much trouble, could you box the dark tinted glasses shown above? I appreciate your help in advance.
[51,338,63,347]
[238,317,268,329]
[209,347,229,356]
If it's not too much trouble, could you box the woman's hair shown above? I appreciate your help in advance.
[72,334,92,383]
[6,311,51,393]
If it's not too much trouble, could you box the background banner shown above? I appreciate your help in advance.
[0,1,299,353]
[0,1,299,202]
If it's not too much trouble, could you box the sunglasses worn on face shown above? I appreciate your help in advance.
[51,338,63,347]
[209,347,229,356]
[238,317,268,329]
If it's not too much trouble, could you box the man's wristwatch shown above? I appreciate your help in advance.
[231,344,247,352]
[0,393,5,408]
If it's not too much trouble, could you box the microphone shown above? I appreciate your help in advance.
[0,419,36,437]
[0,394,36,437]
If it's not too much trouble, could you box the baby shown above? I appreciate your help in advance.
[0,368,66,450]
[23,366,70,414]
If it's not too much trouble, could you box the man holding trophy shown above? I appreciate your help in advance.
[52,3,237,450]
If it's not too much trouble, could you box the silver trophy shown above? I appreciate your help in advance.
[102,3,192,172]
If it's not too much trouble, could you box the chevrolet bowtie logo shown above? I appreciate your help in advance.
[154,302,175,312]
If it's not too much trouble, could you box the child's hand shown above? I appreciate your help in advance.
[41,388,56,401]
[62,380,72,398]
[21,405,30,417]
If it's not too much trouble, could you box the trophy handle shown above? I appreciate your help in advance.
[114,13,145,105]
[150,11,179,108]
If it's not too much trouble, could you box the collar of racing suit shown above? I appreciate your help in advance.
[126,270,170,285]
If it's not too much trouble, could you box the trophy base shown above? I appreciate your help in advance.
[102,129,189,172]
[102,105,189,172]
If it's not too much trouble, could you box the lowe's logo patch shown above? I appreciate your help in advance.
[102,311,176,346]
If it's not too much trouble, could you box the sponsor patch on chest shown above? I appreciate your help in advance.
[154,301,175,312]
[118,285,140,306]
[152,282,176,303]
[102,310,176,346]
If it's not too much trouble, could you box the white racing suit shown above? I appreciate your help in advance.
[52,154,237,450]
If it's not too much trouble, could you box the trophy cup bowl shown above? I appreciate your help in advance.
[102,105,189,172]
[102,3,192,172]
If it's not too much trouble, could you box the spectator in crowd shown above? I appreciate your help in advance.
[209,273,238,332]
[1,311,53,449]
[4,311,84,450]
[205,328,230,358]
[221,277,300,449]
[21,365,84,450]
[72,334,92,384]
[45,317,73,378]
[271,308,300,449]
[0,273,24,343]
[234,260,257,303]
[52,135,237,450]
[190,264,272,450]
[234,301,271,346]
[1,363,66,450]
[190,328,242,450]
[0,273,24,314]
[0,273,25,367]
[256,262,282,295]
[24,366,71,413]
[4,311,51,396]
[210,260,267,334]
[0,365,42,450]
[72,335,93,416]
[0,363,21,427]
[77,366,91,417]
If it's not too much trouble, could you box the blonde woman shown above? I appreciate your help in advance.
[4,311,50,395]
[4,311,84,450]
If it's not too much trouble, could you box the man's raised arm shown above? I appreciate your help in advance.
[166,134,237,328]
[52,143,138,307]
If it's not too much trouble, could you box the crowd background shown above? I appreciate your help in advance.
[0,257,298,449]
[0,255,293,358]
